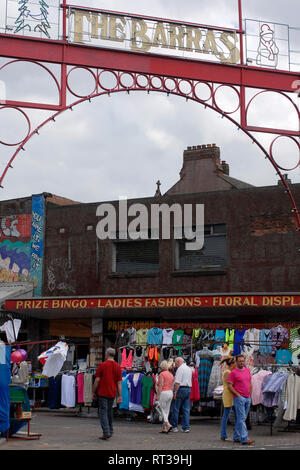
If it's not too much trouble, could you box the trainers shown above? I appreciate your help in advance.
[182,429,190,433]
[242,440,255,445]
[220,438,232,442]
[171,427,178,433]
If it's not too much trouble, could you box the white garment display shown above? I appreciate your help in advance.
[0,319,21,343]
[61,374,76,408]
[162,328,175,345]
[38,341,68,378]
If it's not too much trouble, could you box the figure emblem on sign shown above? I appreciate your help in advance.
[14,0,51,38]
[256,23,279,68]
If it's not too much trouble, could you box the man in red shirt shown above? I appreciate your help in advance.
[92,347,122,440]
[227,354,254,446]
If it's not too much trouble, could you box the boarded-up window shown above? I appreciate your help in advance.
[113,240,159,273]
[176,224,227,272]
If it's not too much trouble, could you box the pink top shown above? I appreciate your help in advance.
[251,370,272,406]
[159,371,174,392]
[227,367,252,398]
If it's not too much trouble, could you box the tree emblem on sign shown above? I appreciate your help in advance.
[14,0,51,38]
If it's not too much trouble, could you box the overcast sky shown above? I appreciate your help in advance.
[0,0,300,204]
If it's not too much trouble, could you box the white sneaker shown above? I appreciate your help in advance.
[171,427,178,432]
[182,429,190,433]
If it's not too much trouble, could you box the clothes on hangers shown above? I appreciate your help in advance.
[243,328,260,351]
[61,374,76,408]
[207,347,222,398]
[136,328,149,346]
[77,373,85,403]
[225,328,235,351]
[141,374,155,408]
[0,319,22,343]
[84,371,93,407]
[147,327,163,345]
[283,373,300,422]
[275,349,292,365]
[115,329,130,347]
[270,326,289,354]
[119,374,130,410]
[120,347,134,369]
[251,370,272,406]
[190,367,200,402]
[38,341,68,378]
[162,328,175,345]
[132,346,146,370]
[261,371,289,407]
[259,329,272,354]
[233,329,246,356]
[289,326,300,356]
[173,330,184,345]
[196,347,214,399]
[127,326,137,345]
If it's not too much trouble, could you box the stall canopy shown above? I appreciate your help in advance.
[0,282,34,310]
[0,344,11,434]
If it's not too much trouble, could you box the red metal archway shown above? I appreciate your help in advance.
[0,0,300,229]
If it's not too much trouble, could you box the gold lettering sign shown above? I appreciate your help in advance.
[69,9,240,64]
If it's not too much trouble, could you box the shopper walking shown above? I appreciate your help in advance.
[156,360,175,433]
[227,354,254,445]
[220,357,238,442]
[92,347,122,440]
[171,357,192,433]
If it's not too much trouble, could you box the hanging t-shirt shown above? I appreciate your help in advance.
[119,375,130,410]
[162,328,174,345]
[127,327,137,345]
[141,375,154,408]
[61,374,76,408]
[132,346,145,370]
[136,328,149,346]
[77,373,84,403]
[251,370,272,406]
[270,326,289,354]
[115,329,130,347]
[225,328,235,351]
[233,329,246,356]
[38,342,68,378]
[147,327,163,345]
[243,328,260,351]
[275,349,292,365]
[0,319,22,343]
[173,330,184,345]
[192,328,201,342]
[259,329,272,354]
[289,327,300,355]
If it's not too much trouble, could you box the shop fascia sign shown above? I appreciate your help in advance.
[68,7,240,65]
[5,294,300,311]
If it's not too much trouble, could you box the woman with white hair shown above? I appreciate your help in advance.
[156,360,175,433]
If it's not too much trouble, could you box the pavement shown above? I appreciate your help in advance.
[1,407,300,454]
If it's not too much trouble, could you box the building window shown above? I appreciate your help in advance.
[175,224,227,273]
[112,239,159,273]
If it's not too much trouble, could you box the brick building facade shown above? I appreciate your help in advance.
[2,144,300,366]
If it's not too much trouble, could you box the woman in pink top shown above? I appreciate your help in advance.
[156,360,175,433]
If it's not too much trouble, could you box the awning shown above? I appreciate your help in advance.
[0,282,34,311]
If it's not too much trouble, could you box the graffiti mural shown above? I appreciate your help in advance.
[0,214,35,284]
[30,194,45,296]
[0,195,46,294]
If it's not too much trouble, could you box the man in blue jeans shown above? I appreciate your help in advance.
[92,348,122,440]
[171,357,192,433]
[227,355,254,445]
